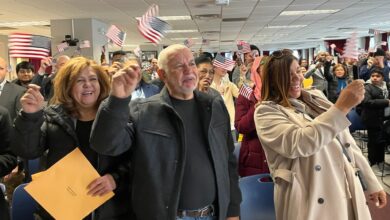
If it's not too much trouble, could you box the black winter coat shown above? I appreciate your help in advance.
[11,105,132,220]
[90,89,242,220]
[361,83,390,128]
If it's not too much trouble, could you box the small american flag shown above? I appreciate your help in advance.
[137,4,171,44]
[239,83,253,100]
[237,40,251,54]
[79,40,91,48]
[213,54,235,71]
[184,38,194,48]
[56,42,69,52]
[9,33,51,59]
[106,25,126,47]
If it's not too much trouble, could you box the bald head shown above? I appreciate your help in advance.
[0,57,8,82]
[55,55,70,72]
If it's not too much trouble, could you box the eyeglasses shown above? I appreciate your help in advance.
[199,69,215,76]
[270,49,293,59]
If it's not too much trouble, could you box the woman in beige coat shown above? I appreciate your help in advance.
[254,49,387,220]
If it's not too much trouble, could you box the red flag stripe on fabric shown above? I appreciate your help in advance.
[239,84,253,100]
[9,33,51,59]
[137,4,163,44]
[106,25,125,47]
[213,54,235,71]
[137,4,170,44]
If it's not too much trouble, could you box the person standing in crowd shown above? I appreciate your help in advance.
[0,57,26,120]
[360,48,390,82]
[90,44,241,220]
[232,44,257,86]
[361,67,390,176]
[0,106,17,220]
[11,57,132,220]
[255,49,386,220]
[124,57,159,101]
[210,61,239,141]
[304,51,330,96]
[12,61,34,88]
[325,63,350,103]
[235,56,269,177]
[31,55,70,102]
[142,58,159,83]
[195,55,220,97]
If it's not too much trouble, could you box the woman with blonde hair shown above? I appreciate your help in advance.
[11,57,132,219]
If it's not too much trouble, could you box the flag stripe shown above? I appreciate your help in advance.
[213,54,235,71]
[239,84,253,100]
[8,33,51,59]
[106,25,125,47]
[137,4,170,44]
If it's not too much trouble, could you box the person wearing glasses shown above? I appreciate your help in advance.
[254,49,386,220]
[195,55,220,97]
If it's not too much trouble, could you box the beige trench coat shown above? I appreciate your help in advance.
[254,90,383,220]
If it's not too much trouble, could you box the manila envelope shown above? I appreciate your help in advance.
[25,148,114,220]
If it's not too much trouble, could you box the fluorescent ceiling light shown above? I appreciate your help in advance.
[0,21,50,27]
[266,25,307,29]
[135,16,191,21]
[158,16,192,21]
[280,9,339,16]
[170,37,200,40]
[166,29,198,33]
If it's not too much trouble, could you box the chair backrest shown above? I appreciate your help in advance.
[11,183,37,220]
[24,158,41,182]
[239,173,275,220]
[347,108,366,132]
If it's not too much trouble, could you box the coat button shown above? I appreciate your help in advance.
[345,143,350,148]
[166,206,169,209]
[318,198,324,204]
[315,165,321,171]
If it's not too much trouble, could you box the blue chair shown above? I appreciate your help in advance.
[24,158,41,182]
[347,108,366,132]
[239,173,275,220]
[11,183,37,220]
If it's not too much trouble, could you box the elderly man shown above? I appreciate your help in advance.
[0,57,26,120]
[90,44,241,220]
[31,55,70,101]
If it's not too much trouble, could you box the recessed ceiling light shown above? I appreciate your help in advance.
[280,9,339,16]
[266,25,307,29]
[166,29,198,33]
[0,21,50,27]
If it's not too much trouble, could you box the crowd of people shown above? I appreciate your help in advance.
[0,43,389,219]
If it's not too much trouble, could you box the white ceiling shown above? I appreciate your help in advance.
[0,0,390,52]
